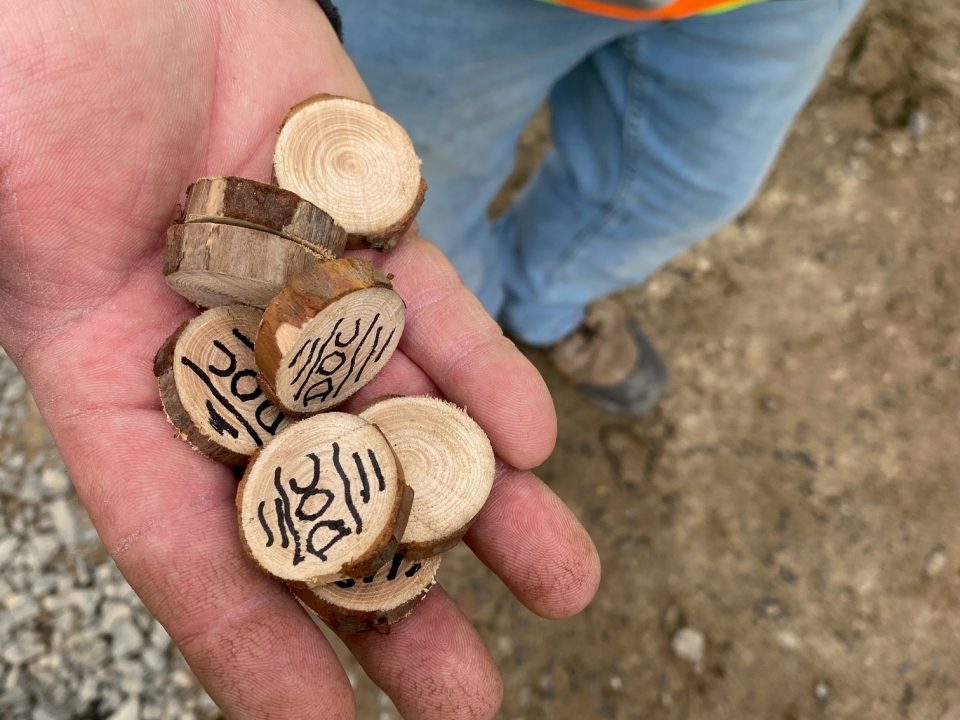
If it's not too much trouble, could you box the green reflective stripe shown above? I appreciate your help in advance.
[700,0,765,15]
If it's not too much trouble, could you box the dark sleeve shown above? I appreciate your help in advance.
[315,0,343,42]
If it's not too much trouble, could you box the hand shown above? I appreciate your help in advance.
[0,1,601,719]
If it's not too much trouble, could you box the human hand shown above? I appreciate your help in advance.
[0,1,601,718]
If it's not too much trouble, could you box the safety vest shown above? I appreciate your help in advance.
[536,0,766,21]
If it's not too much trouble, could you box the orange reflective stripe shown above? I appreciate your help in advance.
[544,0,750,21]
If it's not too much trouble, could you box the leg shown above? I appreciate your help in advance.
[338,0,624,312]
[500,0,866,345]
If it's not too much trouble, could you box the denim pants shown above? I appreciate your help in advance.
[339,0,864,346]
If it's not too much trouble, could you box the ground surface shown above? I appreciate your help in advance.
[1,1,959,718]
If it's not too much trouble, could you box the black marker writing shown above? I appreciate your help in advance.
[333,555,424,590]
[182,327,284,445]
[288,313,398,409]
[258,445,388,567]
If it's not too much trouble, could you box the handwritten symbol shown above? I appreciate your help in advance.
[287,314,397,409]
[181,328,284,444]
[257,444,387,566]
[334,555,424,589]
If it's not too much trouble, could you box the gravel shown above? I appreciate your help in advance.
[0,348,219,719]
[0,537,19,567]
[924,547,948,577]
[814,679,832,702]
[671,627,706,665]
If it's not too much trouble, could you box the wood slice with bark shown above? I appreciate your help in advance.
[358,396,495,559]
[182,176,347,258]
[154,305,290,466]
[164,223,320,309]
[296,553,441,633]
[256,258,405,417]
[237,413,413,585]
[273,94,426,251]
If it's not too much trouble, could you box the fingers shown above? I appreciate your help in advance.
[464,462,601,619]
[341,588,503,720]
[343,348,440,411]
[25,282,358,720]
[344,242,598,618]
[19,234,573,720]
[354,238,557,470]
[53,408,357,720]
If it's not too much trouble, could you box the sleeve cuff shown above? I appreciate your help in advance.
[315,0,343,42]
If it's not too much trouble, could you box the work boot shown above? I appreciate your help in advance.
[548,298,667,416]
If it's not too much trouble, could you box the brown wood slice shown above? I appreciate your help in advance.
[358,396,495,559]
[237,413,413,585]
[296,553,440,633]
[154,305,291,465]
[256,258,405,416]
[164,222,321,309]
[182,176,347,258]
[273,94,426,251]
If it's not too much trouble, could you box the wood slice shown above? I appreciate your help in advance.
[296,553,441,633]
[256,258,405,416]
[358,396,495,559]
[182,176,347,258]
[237,413,413,585]
[164,223,320,309]
[273,94,426,251]
[154,305,291,465]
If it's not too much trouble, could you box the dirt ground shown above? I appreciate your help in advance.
[351,1,960,717]
[4,0,960,718]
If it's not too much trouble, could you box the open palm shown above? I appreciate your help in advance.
[0,1,600,718]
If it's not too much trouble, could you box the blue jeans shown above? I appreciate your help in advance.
[340,0,864,345]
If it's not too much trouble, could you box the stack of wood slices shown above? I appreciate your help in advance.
[155,95,495,633]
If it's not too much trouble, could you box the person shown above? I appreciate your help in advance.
[337,0,864,414]
[0,2,599,719]
[0,2,858,720]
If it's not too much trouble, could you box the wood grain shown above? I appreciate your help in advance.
[237,413,413,586]
[164,223,322,309]
[182,176,347,258]
[296,553,440,633]
[256,258,405,416]
[359,396,495,559]
[154,305,290,465]
[273,94,425,250]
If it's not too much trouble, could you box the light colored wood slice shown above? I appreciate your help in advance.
[182,176,347,258]
[256,258,405,416]
[296,553,440,633]
[358,396,495,559]
[273,94,426,251]
[237,413,413,585]
[164,223,321,309]
[154,305,291,465]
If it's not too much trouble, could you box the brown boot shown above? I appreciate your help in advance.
[548,298,667,416]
